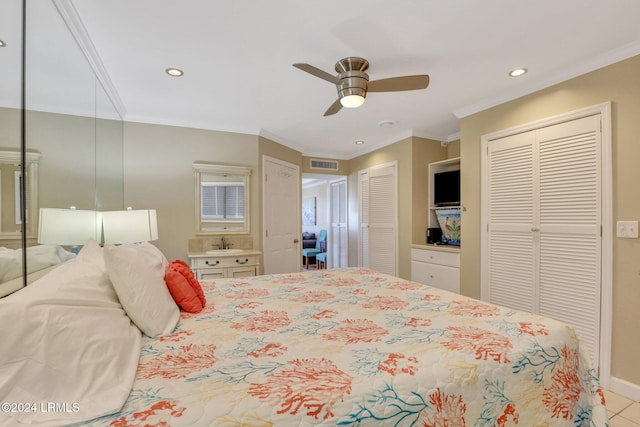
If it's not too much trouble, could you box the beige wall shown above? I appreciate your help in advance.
[124,122,260,262]
[460,55,640,388]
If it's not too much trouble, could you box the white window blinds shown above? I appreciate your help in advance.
[201,183,245,221]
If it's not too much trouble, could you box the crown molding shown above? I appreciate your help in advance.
[52,0,127,119]
[453,40,640,119]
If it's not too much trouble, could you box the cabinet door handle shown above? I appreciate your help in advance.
[205,260,220,266]
[236,258,249,265]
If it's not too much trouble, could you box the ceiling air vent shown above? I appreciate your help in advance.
[310,159,339,171]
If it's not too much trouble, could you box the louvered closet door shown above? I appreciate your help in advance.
[367,163,397,276]
[486,114,602,367]
[537,115,601,364]
[330,179,348,268]
[358,171,370,268]
[487,131,537,313]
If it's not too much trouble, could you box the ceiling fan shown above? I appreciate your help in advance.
[293,57,430,116]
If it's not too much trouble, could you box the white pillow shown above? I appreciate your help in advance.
[0,238,142,425]
[104,242,179,338]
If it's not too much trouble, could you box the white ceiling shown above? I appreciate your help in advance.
[5,0,640,159]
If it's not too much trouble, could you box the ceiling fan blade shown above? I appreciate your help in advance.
[323,99,343,116]
[293,63,340,85]
[368,75,430,92]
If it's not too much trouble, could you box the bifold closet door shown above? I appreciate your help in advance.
[330,179,348,268]
[358,171,370,268]
[486,114,602,366]
[358,163,397,276]
[486,130,537,313]
[536,115,601,365]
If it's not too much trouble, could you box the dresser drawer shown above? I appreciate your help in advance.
[411,261,460,294]
[411,248,459,268]
[191,255,258,269]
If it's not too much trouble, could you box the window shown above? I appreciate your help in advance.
[201,182,245,221]
[193,163,251,235]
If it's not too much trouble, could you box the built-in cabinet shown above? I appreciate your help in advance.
[411,246,460,293]
[189,250,261,280]
[428,157,461,241]
[410,156,461,293]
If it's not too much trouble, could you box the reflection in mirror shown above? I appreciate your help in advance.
[193,163,251,235]
[0,0,124,297]
[0,0,24,296]
[0,150,39,241]
[95,83,124,212]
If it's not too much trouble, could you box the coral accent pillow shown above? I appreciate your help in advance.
[165,260,206,313]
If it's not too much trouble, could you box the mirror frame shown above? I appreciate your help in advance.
[0,150,39,241]
[193,162,251,235]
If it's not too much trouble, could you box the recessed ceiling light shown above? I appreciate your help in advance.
[378,120,396,128]
[355,140,365,145]
[509,68,528,77]
[165,68,184,77]
[0,40,6,47]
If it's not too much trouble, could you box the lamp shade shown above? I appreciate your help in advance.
[38,208,101,246]
[102,209,158,244]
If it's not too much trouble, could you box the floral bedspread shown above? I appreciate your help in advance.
[85,268,608,427]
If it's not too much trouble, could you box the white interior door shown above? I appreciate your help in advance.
[330,178,347,268]
[262,156,300,274]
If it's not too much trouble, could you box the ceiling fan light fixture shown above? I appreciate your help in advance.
[340,94,365,108]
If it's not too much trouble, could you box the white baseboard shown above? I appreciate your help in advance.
[610,377,640,402]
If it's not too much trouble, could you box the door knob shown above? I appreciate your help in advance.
[293,238,299,243]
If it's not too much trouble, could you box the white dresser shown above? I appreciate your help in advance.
[410,245,460,293]
[188,250,261,280]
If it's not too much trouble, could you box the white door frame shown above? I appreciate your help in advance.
[480,102,612,387]
[262,155,301,274]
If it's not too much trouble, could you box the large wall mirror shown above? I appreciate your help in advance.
[0,0,124,296]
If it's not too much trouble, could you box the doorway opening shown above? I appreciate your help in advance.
[302,173,347,270]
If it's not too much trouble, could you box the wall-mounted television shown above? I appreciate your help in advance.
[433,169,460,206]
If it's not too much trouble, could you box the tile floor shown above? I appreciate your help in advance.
[605,390,640,426]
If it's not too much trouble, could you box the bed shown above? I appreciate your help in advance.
[0,241,608,426]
